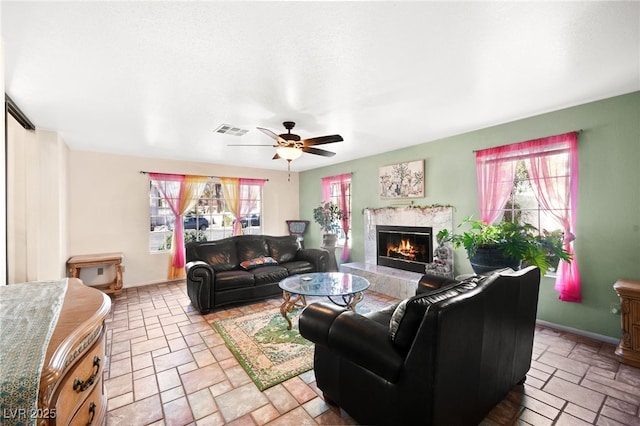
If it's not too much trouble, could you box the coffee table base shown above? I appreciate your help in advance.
[280,290,365,330]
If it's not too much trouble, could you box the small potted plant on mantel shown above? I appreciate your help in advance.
[313,201,344,271]
[438,216,572,276]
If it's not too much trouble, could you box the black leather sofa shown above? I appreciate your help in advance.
[185,235,329,314]
[299,266,541,426]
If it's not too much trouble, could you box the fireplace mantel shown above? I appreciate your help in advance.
[338,206,454,299]
[363,206,453,268]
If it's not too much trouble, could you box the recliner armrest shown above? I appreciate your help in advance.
[299,302,344,345]
[417,273,458,294]
[300,303,404,383]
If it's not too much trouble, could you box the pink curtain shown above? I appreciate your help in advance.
[322,173,351,261]
[150,173,208,279]
[475,131,581,302]
[523,132,581,302]
[476,146,518,224]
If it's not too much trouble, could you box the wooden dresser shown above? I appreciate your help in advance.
[613,279,640,368]
[38,278,111,425]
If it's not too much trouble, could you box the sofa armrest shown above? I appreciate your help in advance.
[296,248,329,272]
[300,303,404,382]
[185,261,215,314]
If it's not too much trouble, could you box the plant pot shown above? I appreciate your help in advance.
[321,234,339,272]
[469,245,521,275]
[322,233,338,249]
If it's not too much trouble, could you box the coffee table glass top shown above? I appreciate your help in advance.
[279,272,370,296]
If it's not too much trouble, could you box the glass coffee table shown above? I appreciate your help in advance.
[278,272,370,330]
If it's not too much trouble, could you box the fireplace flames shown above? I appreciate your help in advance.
[387,239,419,261]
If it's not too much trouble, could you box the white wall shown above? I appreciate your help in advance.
[67,151,300,287]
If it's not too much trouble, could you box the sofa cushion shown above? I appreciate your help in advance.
[240,256,278,270]
[266,236,300,263]
[215,270,255,291]
[389,275,486,353]
[236,236,270,263]
[251,265,289,285]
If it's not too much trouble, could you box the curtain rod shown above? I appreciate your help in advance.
[139,171,269,181]
[472,130,582,153]
[321,172,353,179]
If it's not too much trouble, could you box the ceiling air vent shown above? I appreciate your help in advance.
[214,124,249,136]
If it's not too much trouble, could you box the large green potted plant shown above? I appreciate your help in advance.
[438,216,572,275]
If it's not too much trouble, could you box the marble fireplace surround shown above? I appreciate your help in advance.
[341,205,454,299]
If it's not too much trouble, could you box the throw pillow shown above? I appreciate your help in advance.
[240,256,278,270]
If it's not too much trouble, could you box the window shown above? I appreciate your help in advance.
[321,173,352,263]
[499,160,567,274]
[149,178,262,252]
[324,180,351,245]
[476,131,580,302]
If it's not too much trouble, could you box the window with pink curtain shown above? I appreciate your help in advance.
[239,178,265,233]
[149,173,208,279]
[321,173,352,262]
[221,178,265,236]
[475,132,580,302]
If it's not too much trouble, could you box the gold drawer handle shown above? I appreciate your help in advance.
[86,402,96,426]
[73,356,101,392]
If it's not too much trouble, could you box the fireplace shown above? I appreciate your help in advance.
[376,225,433,273]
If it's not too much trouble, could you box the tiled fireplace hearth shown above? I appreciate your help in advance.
[341,205,453,299]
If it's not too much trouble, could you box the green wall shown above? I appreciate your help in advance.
[299,91,640,339]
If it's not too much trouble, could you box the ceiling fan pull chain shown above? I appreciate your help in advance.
[287,159,292,182]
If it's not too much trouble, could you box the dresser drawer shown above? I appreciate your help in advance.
[54,337,105,423]
[68,378,105,426]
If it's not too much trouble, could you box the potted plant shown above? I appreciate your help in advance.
[438,216,572,276]
[313,201,344,235]
[312,201,344,271]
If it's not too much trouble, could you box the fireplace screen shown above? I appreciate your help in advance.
[376,225,433,273]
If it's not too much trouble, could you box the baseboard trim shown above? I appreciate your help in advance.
[536,319,619,345]
[120,278,185,289]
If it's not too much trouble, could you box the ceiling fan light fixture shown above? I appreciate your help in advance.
[276,146,303,160]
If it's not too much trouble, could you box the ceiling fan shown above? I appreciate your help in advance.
[229,121,343,166]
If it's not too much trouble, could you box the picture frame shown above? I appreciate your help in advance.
[379,160,425,199]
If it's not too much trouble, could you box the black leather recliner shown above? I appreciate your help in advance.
[299,266,541,426]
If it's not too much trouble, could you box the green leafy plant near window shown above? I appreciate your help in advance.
[438,216,572,276]
[159,230,208,251]
[312,202,344,234]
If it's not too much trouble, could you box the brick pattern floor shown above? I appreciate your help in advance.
[103,280,640,425]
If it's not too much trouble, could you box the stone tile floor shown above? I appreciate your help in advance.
[103,280,640,425]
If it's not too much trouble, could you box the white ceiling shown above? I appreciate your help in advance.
[2,1,639,172]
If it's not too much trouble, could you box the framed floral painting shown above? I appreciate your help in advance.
[379,160,425,199]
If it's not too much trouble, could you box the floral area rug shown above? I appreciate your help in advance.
[211,297,392,391]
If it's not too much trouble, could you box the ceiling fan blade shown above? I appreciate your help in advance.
[227,144,275,147]
[302,146,336,157]
[302,134,343,146]
[257,127,287,145]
